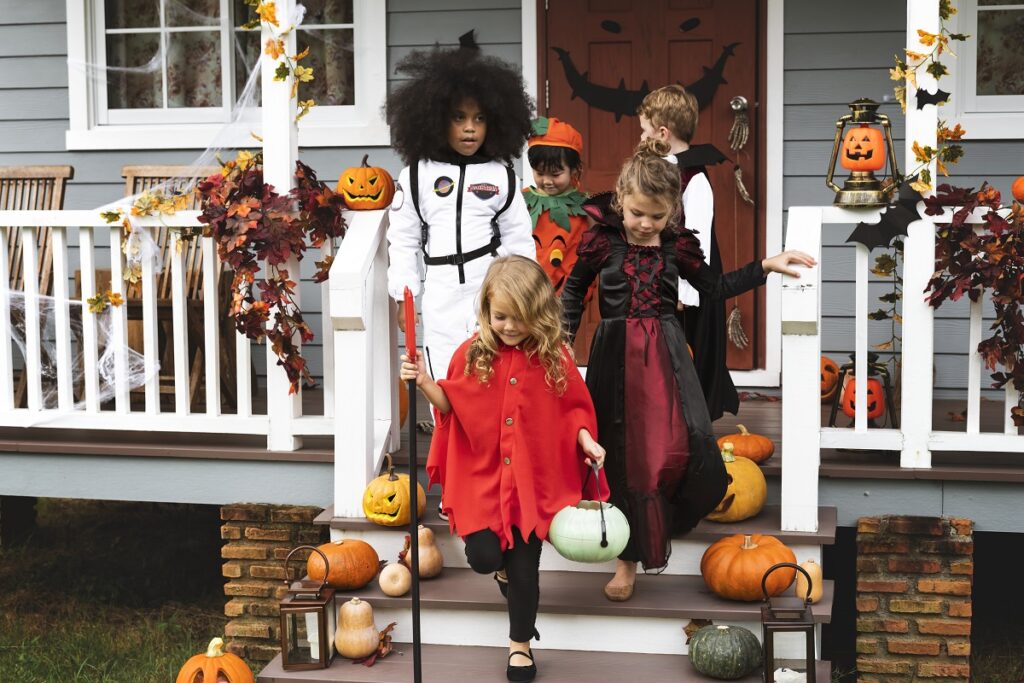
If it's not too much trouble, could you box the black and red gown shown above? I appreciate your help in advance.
[561,194,767,571]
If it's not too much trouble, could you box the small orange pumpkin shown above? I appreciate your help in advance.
[840,377,885,420]
[700,534,797,602]
[176,637,254,683]
[821,355,840,402]
[338,154,395,210]
[841,124,886,173]
[716,424,774,464]
[1012,176,1024,203]
[705,443,767,523]
[307,539,380,590]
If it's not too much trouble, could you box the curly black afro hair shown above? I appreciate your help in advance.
[386,44,534,165]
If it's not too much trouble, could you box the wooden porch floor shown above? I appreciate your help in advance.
[1,389,1021,481]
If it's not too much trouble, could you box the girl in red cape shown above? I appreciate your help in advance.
[400,255,606,682]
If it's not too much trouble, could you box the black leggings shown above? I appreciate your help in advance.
[463,526,542,643]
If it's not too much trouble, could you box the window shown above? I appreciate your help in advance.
[66,0,388,149]
[950,0,1024,138]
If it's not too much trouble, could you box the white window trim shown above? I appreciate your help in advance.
[65,0,390,149]
[947,0,1024,140]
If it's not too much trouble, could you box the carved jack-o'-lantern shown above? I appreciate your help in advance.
[821,355,840,403]
[338,154,395,210]
[840,377,885,420]
[705,443,767,523]
[840,124,886,173]
[176,638,254,683]
[362,454,426,526]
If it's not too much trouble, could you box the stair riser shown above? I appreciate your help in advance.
[330,527,822,575]
[362,608,819,658]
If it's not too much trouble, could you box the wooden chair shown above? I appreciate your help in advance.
[0,165,74,407]
[120,165,240,409]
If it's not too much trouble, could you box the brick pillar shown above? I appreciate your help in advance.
[856,515,973,682]
[220,503,328,664]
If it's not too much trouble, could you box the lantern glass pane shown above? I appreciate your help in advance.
[976,10,1024,96]
[763,631,815,683]
[283,609,319,666]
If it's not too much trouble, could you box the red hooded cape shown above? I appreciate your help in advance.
[426,338,607,550]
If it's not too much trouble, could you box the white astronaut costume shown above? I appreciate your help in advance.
[387,156,535,381]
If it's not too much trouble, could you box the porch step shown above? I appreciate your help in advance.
[258,646,832,682]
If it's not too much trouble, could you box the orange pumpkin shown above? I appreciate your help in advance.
[716,424,774,464]
[700,534,797,602]
[1012,176,1024,203]
[840,377,885,420]
[840,124,886,173]
[338,154,395,210]
[821,356,840,402]
[307,539,380,590]
[176,637,254,683]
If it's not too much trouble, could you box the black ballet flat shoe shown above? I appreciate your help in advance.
[493,570,509,598]
[506,649,536,682]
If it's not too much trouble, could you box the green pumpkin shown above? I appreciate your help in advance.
[547,500,630,563]
[689,624,762,680]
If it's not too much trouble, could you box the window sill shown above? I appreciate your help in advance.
[65,120,391,150]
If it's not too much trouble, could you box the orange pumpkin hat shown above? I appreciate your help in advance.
[528,117,583,155]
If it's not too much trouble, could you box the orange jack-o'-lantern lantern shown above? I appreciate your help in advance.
[338,155,395,210]
[821,356,840,403]
[840,124,886,173]
[840,377,885,420]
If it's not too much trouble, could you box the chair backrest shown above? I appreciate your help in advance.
[0,165,74,294]
[122,165,218,301]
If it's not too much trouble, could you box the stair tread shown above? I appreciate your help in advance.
[259,647,830,683]
[322,566,832,623]
[315,504,838,545]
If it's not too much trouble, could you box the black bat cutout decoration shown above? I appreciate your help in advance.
[845,179,925,251]
[916,88,950,109]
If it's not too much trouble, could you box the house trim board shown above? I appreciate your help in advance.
[523,0,784,387]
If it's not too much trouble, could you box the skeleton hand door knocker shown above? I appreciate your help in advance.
[728,96,749,151]
[727,303,749,350]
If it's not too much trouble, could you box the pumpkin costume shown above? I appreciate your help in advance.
[561,192,766,571]
[524,117,590,296]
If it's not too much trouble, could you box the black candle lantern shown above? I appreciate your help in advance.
[279,545,336,671]
[760,562,816,683]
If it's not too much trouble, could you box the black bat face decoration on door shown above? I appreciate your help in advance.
[551,42,739,120]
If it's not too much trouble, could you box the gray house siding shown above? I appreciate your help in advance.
[784,0,1024,398]
[1,0,1022,394]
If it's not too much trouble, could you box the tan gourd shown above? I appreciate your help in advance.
[335,598,379,659]
[400,525,444,578]
[378,562,412,597]
[795,559,824,604]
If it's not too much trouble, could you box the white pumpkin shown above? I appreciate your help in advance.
[378,562,412,597]
[548,500,630,563]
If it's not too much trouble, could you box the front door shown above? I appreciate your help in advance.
[541,0,764,370]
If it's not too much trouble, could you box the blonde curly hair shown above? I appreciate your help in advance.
[466,256,569,394]
[611,137,682,227]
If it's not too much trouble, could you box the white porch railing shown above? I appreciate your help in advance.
[0,208,349,448]
[780,205,1024,533]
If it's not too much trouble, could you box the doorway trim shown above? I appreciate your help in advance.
[522,1,783,388]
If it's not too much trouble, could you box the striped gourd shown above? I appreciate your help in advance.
[689,624,762,680]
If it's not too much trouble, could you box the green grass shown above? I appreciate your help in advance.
[0,499,230,683]
[971,624,1024,683]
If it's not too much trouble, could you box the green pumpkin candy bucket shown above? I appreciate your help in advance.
[548,463,629,563]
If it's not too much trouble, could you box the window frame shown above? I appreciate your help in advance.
[948,0,1024,139]
[66,0,389,149]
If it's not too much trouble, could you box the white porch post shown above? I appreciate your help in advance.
[899,0,939,468]
[262,0,303,451]
[780,207,823,532]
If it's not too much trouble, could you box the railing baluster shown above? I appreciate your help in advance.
[169,232,189,414]
[50,228,73,410]
[108,225,130,412]
[141,225,160,413]
[202,236,221,415]
[966,295,983,435]
[0,229,13,410]
[1007,386,1019,436]
[321,240,334,418]
[79,226,100,412]
[854,241,868,432]
[20,226,42,410]
[235,330,252,417]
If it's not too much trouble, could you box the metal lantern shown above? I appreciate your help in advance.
[279,545,336,671]
[760,562,816,683]
[826,98,901,207]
